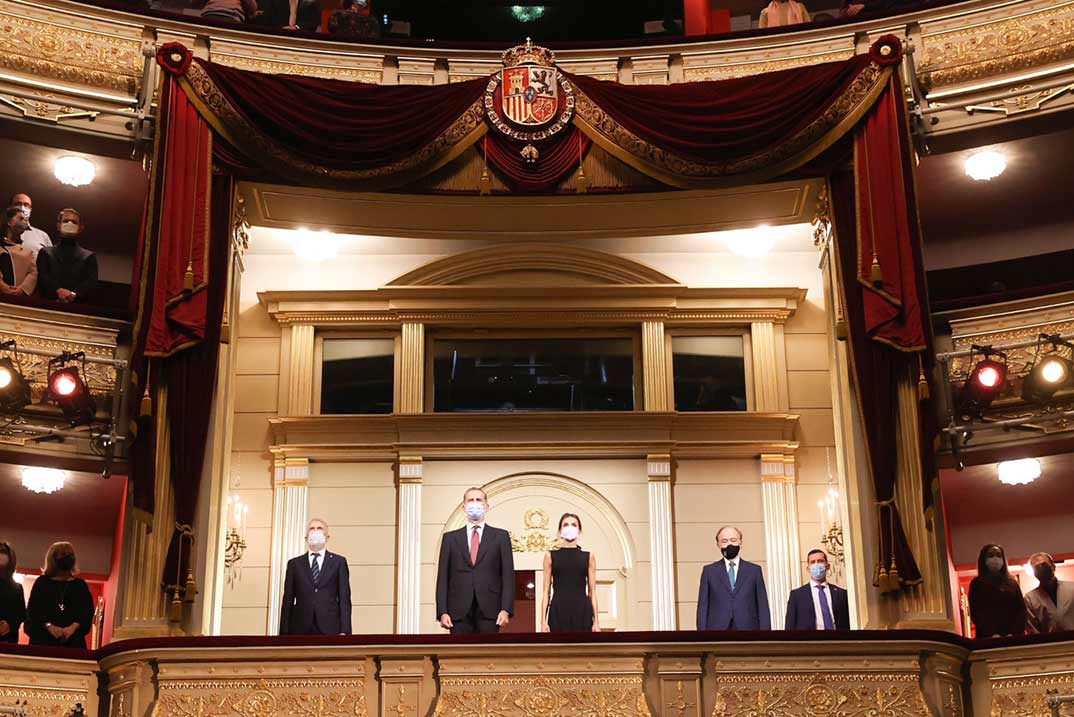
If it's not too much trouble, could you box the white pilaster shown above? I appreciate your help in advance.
[647,454,677,631]
[266,457,310,635]
[396,456,423,634]
[760,454,801,630]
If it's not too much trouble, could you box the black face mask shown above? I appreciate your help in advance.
[1034,565,1055,583]
[55,555,75,572]
[721,545,741,560]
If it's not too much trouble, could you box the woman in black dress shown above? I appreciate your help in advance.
[540,513,600,633]
[0,541,25,643]
[968,543,1026,638]
[26,542,94,648]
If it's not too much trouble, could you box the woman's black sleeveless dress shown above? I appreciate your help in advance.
[547,547,594,632]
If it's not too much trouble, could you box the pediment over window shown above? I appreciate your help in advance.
[387,244,679,287]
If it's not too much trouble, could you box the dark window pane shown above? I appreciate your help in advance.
[672,336,747,412]
[320,339,394,414]
[433,338,634,412]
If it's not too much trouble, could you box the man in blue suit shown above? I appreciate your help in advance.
[785,549,851,630]
[696,526,771,630]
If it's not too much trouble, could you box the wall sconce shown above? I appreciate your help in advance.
[818,448,845,577]
[224,495,248,585]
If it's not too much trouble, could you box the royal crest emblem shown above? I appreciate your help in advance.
[484,38,575,151]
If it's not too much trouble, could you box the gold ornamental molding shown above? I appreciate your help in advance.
[211,51,382,84]
[684,49,855,83]
[267,411,800,462]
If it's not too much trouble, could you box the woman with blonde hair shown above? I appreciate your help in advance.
[26,542,94,648]
[540,513,600,633]
[0,541,25,643]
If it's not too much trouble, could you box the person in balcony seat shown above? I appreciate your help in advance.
[0,541,26,644]
[1025,552,1074,634]
[436,487,515,634]
[36,209,97,304]
[785,549,851,631]
[280,518,352,635]
[260,0,321,31]
[201,0,259,23]
[697,526,771,631]
[540,513,601,633]
[759,0,811,28]
[2,206,39,297]
[968,544,1026,637]
[8,193,51,259]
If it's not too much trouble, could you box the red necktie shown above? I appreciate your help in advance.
[470,526,480,564]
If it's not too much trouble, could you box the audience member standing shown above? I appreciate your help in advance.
[968,544,1026,637]
[201,0,259,23]
[8,194,51,259]
[279,518,352,635]
[36,209,98,303]
[0,541,25,644]
[759,0,811,27]
[697,526,771,630]
[540,513,600,633]
[26,542,94,648]
[2,207,38,296]
[785,549,850,630]
[1025,552,1074,634]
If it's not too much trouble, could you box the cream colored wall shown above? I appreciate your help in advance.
[220,236,840,634]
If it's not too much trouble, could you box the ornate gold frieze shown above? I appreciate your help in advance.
[433,675,651,717]
[156,678,369,717]
[711,673,932,717]
[684,50,855,82]
[509,508,560,553]
[212,53,382,84]
[0,10,140,94]
[0,93,100,123]
[920,3,1074,89]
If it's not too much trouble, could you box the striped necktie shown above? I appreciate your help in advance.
[311,554,321,584]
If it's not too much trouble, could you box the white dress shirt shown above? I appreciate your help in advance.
[467,522,485,548]
[724,556,740,584]
[20,226,51,259]
[810,579,834,630]
[309,549,326,569]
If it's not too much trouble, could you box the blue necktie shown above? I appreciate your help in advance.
[728,562,736,591]
[311,554,321,585]
[816,585,835,629]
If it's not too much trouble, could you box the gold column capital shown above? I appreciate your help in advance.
[759,453,796,483]
[397,455,424,484]
[647,453,673,482]
[272,456,310,487]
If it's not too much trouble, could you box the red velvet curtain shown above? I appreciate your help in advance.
[484,130,592,192]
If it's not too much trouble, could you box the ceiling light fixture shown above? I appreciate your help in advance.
[723,225,777,257]
[997,458,1041,486]
[21,466,67,494]
[291,229,341,263]
[964,150,1007,181]
[53,156,96,187]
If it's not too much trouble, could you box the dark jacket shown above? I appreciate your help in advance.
[258,0,320,31]
[26,576,94,648]
[969,576,1027,637]
[435,525,515,621]
[36,242,98,301]
[0,580,26,643]
[697,559,771,630]
[279,551,352,635]
[785,582,851,630]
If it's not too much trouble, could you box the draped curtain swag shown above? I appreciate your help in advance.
[133,36,929,597]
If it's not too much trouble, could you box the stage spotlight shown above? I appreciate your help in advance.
[1022,352,1072,403]
[46,366,96,425]
[0,356,31,412]
[958,358,1007,419]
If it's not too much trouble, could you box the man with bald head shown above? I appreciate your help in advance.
[1025,552,1074,634]
[9,194,51,259]
[697,525,771,631]
[279,518,352,635]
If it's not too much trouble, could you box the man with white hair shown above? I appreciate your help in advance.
[1025,552,1074,634]
[279,518,352,634]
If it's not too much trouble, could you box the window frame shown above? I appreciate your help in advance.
[314,331,401,415]
[666,327,754,412]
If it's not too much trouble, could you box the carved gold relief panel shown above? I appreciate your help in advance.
[989,672,1074,717]
[711,673,932,717]
[0,659,96,717]
[0,9,141,94]
[155,678,370,717]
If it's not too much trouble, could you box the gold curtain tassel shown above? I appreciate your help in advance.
[183,261,195,291]
[168,588,182,622]
[139,384,152,416]
[887,561,901,591]
[576,166,589,194]
[183,569,197,603]
[869,253,883,286]
[917,356,930,401]
[479,167,491,196]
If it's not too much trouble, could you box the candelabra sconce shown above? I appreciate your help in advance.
[818,450,845,579]
[224,495,249,585]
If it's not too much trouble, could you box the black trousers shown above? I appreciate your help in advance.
[450,596,499,634]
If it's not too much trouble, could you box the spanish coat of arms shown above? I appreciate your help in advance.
[484,38,575,153]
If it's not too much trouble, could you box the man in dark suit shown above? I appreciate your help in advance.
[785,549,851,630]
[697,525,771,630]
[436,487,515,634]
[256,0,320,30]
[279,518,352,635]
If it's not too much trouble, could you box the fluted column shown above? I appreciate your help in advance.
[396,456,423,634]
[750,321,784,411]
[647,454,677,630]
[266,457,309,635]
[760,453,801,630]
[287,324,315,415]
[399,322,425,413]
[642,320,671,411]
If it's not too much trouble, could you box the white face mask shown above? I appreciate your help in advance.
[560,525,580,541]
[17,205,30,220]
[59,221,79,236]
[308,529,326,549]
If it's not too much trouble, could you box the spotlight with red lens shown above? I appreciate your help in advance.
[958,357,1007,419]
[46,366,96,425]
